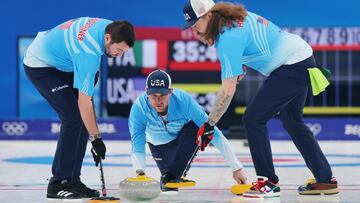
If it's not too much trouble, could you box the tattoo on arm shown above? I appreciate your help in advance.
[208,77,237,123]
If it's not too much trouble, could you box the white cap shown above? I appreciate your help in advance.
[182,0,215,29]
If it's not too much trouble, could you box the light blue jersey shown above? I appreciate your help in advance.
[24,17,112,96]
[216,12,312,79]
[129,89,243,172]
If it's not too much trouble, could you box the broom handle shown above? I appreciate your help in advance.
[99,159,107,197]
[182,145,200,177]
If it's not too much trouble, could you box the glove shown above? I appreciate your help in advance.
[91,138,106,167]
[196,122,214,151]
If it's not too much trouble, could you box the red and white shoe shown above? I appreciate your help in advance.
[243,176,280,199]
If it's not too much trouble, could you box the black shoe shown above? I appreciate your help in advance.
[69,180,100,198]
[47,180,83,200]
[161,185,179,195]
[160,174,179,195]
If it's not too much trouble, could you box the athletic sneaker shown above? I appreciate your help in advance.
[47,180,83,201]
[298,177,339,195]
[165,177,196,188]
[69,180,100,198]
[161,185,179,195]
[160,174,179,195]
[243,176,280,198]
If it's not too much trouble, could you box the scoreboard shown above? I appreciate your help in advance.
[104,27,360,129]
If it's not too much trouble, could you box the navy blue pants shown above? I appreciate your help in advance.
[24,65,93,183]
[243,56,333,183]
[148,121,198,179]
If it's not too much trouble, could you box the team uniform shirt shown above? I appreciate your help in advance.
[129,89,243,172]
[216,12,313,80]
[23,17,111,96]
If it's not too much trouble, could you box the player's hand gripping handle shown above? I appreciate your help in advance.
[91,138,106,167]
[196,122,214,151]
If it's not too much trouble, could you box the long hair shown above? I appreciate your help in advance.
[203,2,247,46]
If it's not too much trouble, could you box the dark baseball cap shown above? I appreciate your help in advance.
[146,70,172,95]
[182,0,215,30]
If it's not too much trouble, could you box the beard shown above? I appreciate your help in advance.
[104,45,115,58]
[194,31,208,45]
[104,48,114,58]
[105,53,115,58]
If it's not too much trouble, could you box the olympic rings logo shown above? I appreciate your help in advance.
[1,122,28,136]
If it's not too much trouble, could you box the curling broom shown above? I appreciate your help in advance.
[230,184,252,195]
[164,145,199,188]
[89,159,120,202]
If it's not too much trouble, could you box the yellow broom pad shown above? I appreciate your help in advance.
[165,179,196,188]
[230,184,252,195]
[89,199,120,203]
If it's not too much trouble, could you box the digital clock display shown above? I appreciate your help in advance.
[170,41,218,63]
[169,41,220,71]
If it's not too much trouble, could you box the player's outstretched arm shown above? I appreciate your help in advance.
[78,91,106,166]
[207,76,238,124]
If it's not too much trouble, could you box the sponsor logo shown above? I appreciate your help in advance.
[51,84,69,93]
[2,122,28,136]
[51,122,61,134]
[344,124,360,137]
[306,123,322,136]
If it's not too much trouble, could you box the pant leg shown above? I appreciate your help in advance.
[243,56,316,183]
[148,140,178,176]
[168,121,198,178]
[24,66,88,182]
[71,122,89,182]
[279,89,333,182]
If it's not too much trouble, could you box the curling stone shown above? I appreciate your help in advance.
[119,173,160,201]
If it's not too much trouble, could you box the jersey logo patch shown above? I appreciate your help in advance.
[257,16,269,26]
[237,20,244,28]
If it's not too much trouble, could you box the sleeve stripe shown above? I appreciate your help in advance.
[257,18,271,55]
[86,32,102,54]
[248,14,264,52]
[81,74,90,94]
[248,13,270,56]
[64,29,71,55]
[69,20,80,54]
[249,15,264,52]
